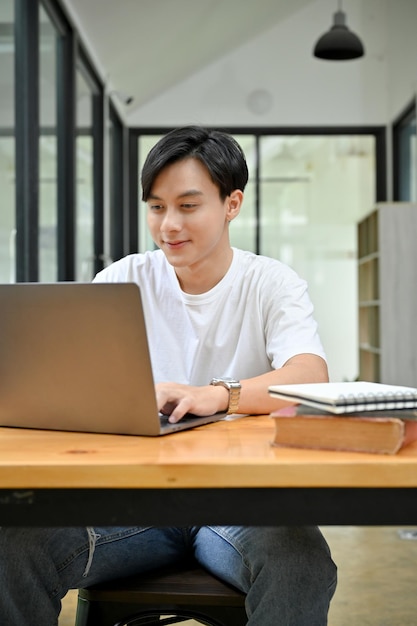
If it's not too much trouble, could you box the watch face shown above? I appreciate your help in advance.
[211,377,240,387]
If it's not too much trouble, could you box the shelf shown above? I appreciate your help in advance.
[358,257,379,302]
[357,203,417,385]
[358,251,379,265]
[358,304,380,349]
[359,344,381,354]
[358,210,379,258]
[359,348,380,382]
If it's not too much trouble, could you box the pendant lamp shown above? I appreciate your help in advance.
[313,1,365,60]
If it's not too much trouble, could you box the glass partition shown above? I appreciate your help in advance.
[75,67,94,280]
[0,0,15,283]
[228,134,256,252]
[258,135,375,383]
[138,135,161,252]
[135,130,376,383]
[39,4,58,281]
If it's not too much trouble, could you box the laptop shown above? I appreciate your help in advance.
[0,282,227,436]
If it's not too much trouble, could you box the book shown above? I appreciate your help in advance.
[270,405,417,454]
[268,381,417,414]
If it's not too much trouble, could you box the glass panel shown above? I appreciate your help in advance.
[135,131,376,382]
[75,68,94,280]
[39,5,58,281]
[138,135,161,252]
[0,0,15,283]
[259,135,376,383]
[230,134,256,252]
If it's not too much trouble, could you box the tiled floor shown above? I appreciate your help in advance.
[59,526,417,625]
[325,526,417,626]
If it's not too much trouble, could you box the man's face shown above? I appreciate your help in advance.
[146,157,240,273]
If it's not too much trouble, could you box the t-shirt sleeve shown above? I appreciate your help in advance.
[92,255,142,284]
[262,266,326,369]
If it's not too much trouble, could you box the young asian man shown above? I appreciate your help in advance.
[0,126,337,625]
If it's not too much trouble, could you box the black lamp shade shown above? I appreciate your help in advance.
[314,10,365,60]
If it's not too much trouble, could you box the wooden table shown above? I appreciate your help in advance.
[1,415,417,526]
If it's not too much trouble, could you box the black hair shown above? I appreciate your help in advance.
[141,126,249,201]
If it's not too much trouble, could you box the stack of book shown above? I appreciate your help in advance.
[268,381,417,454]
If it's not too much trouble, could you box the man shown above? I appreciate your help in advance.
[0,126,336,625]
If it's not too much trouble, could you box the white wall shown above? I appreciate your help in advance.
[385,0,417,120]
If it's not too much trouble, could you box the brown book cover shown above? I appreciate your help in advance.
[270,405,417,454]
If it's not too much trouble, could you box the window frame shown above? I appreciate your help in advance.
[128,125,387,255]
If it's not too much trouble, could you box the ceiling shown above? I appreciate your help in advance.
[62,0,316,115]
[59,0,377,175]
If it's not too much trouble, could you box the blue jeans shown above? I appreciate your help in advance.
[0,525,336,625]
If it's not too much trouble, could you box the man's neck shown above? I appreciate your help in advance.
[175,248,234,295]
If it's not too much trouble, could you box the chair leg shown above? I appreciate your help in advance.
[74,596,90,626]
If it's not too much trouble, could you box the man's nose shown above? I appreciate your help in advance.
[161,208,182,230]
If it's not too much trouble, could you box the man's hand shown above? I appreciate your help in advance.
[155,354,328,422]
[155,382,229,423]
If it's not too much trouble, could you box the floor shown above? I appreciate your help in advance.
[59,526,417,625]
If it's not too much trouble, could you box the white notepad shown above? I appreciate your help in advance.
[268,381,417,414]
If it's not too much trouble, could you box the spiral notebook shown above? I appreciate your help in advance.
[268,381,417,414]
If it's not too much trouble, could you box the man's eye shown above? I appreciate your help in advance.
[182,203,197,209]
[149,204,163,210]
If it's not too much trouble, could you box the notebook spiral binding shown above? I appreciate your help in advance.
[338,390,417,408]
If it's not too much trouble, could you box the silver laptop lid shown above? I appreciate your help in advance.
[0,282,163,436]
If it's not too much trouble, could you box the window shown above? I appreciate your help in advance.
[108,104,125,262]
[75,53,104,281]
[39,3,58,281]
[5,0,107,282]
[132,127,384,383]
[0,0,15,283]
[75,66,94,280]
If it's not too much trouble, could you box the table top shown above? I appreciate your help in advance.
[2,415,417,490]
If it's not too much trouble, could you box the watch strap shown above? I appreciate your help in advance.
[210,377,241,414]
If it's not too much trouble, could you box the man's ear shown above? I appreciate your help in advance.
[226,189,244,221]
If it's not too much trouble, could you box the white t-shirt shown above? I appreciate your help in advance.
[93,248,326,385]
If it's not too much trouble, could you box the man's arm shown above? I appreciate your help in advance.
[238,353,328,415]
[156,353,328,423]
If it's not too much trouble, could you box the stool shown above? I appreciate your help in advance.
[75,561,247,626]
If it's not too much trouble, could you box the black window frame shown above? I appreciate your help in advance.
[392,98,416,201]
[15,0,39,282]
[13,0,107,282]
[129,125,387,255]
[76,47,105,278]
[42,0,76,281]
[109,103,127,262]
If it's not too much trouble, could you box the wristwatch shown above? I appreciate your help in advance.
[210,377,241,414]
